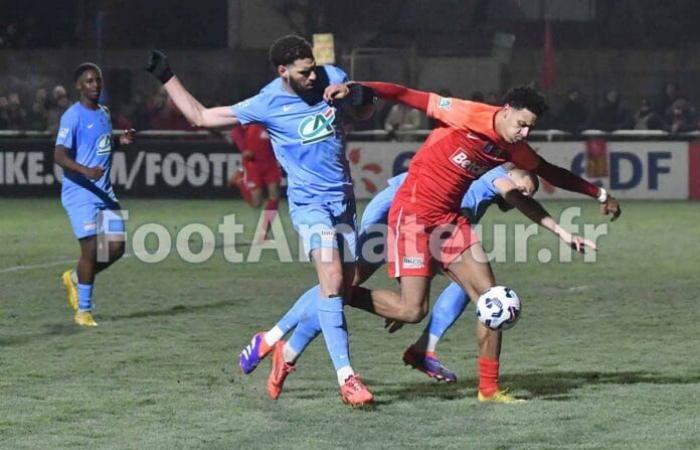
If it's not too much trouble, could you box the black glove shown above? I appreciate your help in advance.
[146,49,174,84]
[348,83,377,107]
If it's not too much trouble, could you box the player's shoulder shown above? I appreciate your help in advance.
[319,65,348,83]
[60,102,82,122]
[98,104,110,115]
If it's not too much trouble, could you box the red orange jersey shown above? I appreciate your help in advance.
[394,94,540,222]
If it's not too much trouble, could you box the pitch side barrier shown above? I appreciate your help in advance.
[1,130,699,200]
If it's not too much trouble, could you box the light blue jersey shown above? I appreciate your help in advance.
[231,66,352,204]
[56,102,117,205]
[56,102,123,239]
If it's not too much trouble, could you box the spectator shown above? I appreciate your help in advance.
[6,92,27,130]
[656,81,680,117]
[633,98,663,130]
[26,88,49,130]
[0,96,10,129]
[384,102,422,141]
[46,85,69,133]
[665,98,696,134]
[556,88,589,134]
[593,89,631,131]
[148,88,191,130]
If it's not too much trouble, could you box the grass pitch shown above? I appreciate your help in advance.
[1,198,699,449]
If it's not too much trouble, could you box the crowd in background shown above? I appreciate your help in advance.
[1,80,697,136]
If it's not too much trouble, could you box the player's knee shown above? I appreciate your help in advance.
[401,305,427,324]
[320,267,344,297]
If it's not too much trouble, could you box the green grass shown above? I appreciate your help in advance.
[1,198,699,449]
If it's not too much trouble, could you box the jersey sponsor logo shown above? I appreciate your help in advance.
[402,256,424,269]
[450,148,490,176]
[483,142,506,158]
[438,97,452,110]
[96,134,112,155]
[298,107,336,144]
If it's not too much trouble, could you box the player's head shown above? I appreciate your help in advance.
[74,62,103,103]
[497,168,540,211]
[498,85,548,144]
[508,168,539,197]
[269,35,317,94]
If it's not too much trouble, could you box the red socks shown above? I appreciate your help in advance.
[478,357,499,396]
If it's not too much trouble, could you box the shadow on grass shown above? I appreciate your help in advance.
[355,370,700,405]
[0,323,79,346]
[0,299,243,347]
[106,299,242,321]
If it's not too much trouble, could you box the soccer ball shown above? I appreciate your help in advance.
[476,286,521,331]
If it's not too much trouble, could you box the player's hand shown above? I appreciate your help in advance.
[384,318,405,333]
[118,128,136,145]
[323,83,350,103]
[601,195,621,221]
[146,49,174,84]
[83,165,104,180]
[568,234,597,253]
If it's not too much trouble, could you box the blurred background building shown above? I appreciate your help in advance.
[1,0,700,134]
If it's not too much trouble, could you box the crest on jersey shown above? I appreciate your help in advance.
[438,97,452,110]
[298,107,336,144]
[96,133,112,155]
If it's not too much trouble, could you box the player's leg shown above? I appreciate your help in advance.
[238,284,320,374]
[62,202,101,326]
[94,207,127,274]
[446,242,523,403]
[404,281,468,382]
[291,200,372,405]
[267,295,321,399]
[74,236,99,326]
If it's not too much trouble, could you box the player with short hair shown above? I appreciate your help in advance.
[318,81,620,403]
[228,123,282,241]
[56,62,135,327]
[240,165,597,398]
[145,35,377,406]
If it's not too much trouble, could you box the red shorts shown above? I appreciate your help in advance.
[387,203,479,278]
[242,159,282,190]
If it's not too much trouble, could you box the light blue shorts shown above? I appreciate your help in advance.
[63,201,125,240]
[289,199,357,262]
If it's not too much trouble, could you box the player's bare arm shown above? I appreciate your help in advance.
[54,145,103,180]
[494,177,596,253]
[523,154,622,221]
[145,50,240,129]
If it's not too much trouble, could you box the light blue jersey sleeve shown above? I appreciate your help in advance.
[461,165,509,223]
[324,65,349,84]
[55,108,79,150]
[230,94,269,126]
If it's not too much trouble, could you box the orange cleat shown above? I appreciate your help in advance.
[339,374,374,407]
[266,341,295,400]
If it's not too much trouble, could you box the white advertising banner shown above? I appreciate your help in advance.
[347,141,689,200]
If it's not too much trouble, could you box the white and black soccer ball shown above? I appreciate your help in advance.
[476,286,521,331]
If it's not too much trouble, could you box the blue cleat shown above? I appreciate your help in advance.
[403,346,457,383]
[239,332,270,374]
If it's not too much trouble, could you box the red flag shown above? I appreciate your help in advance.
[540,20,555,90]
